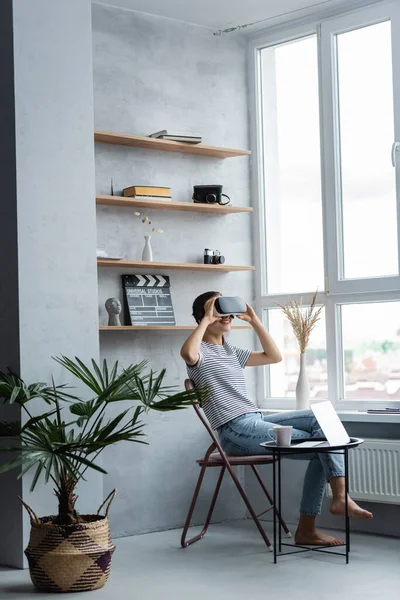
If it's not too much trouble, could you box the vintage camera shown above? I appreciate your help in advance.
[204,249,225,265]
[193,185,230,206]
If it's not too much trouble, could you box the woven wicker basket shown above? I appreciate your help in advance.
[20,490,116,593]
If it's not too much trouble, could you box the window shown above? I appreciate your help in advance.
[336,21,398,280]
[251,2,400,410]
[260,36,324,294]
[340,301,400,401]
[265,307,327,399]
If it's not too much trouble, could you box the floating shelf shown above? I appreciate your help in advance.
[100,326,252,331]
[96,195,253,215]
[97,259,255,272]
[94,130,251,158]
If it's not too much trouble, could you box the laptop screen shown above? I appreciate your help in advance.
[311,401,350,446]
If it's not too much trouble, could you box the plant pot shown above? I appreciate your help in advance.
[20,490,116,593]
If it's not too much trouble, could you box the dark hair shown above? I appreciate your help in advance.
[192,291,221,324]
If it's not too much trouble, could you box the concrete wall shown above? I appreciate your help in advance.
[0,0,103,567]
[92,4,255,537]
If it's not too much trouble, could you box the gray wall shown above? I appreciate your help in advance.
[0,0,103,567]
[246,421,400,538]
[92,4,255,537]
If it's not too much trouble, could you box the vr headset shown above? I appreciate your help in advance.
[214,296,247,318]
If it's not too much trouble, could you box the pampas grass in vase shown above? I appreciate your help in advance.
[276,290,323,410]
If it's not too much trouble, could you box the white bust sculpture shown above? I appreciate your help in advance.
[105,297,122,326]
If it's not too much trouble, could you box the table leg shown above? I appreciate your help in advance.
[278,453,282,553]
[344,448,350,563]
[273,450,277,564]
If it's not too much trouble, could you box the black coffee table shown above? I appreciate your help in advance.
[260,437,364,564]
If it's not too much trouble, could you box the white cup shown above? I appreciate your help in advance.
[268,425,293,446]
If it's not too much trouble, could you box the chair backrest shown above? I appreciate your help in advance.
[185,378,227,458]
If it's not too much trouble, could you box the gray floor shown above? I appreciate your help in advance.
[1,520,400,599]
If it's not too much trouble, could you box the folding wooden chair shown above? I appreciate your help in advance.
[181,379,290,551]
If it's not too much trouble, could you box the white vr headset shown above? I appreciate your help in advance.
[213,296,247,317]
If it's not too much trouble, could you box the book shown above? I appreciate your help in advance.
[149,129,201,140]
[132,195,172,202]
[366,409,400,414]
[123,185,171,198]
[160,135,202,144]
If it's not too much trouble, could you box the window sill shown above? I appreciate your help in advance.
[260,408,400,424]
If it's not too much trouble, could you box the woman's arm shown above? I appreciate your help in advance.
[237,303,282,366]
[180,297,218,366]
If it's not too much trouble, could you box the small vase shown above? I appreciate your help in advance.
[295,353,310,410]
[142,235,153,261]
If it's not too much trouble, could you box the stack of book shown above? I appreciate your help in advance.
[149,130,202,144]
[123,185,171,202]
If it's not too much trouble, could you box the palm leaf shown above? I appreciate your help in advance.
[91,359,105,390]
[0,420,22,437]
[0,355,201,515]
[0,454,23,474]
[21,410,58,432]
[63,452,107,474]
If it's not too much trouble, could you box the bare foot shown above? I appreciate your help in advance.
[295,529,344,546]
[330,497,373,520]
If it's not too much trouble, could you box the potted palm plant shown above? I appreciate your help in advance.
[0,356,199,593]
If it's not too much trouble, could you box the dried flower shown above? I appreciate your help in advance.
[275,289,323,354]
[133,210,164,234]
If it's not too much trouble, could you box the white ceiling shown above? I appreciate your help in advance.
[93,0,376,32]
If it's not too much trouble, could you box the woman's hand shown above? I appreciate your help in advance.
[203,297,220,324]
[237,303,260,324]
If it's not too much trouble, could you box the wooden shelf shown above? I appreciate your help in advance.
[97,259,255,272]
[100,326,252,331]
[94,130,251,158]
[96,195,253,215]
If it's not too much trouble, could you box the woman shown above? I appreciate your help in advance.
[181,291,373,547]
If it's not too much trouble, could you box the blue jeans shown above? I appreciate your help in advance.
[217,410,345,516]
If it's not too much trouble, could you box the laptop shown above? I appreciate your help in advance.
[296,401,351,448]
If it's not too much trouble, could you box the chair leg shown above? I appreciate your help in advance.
[251,465,291,536]
[224,463,273,551]
[181,466,225,548]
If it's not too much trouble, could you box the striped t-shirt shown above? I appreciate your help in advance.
[186,340,259,430]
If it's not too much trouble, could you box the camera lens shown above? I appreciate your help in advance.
[205,193,217,204]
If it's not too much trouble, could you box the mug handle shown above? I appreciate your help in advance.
[268,428,276,441]
[218,193,230,206]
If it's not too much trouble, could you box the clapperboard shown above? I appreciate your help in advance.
[122,274,176,326]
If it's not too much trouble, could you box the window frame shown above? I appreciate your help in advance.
[248,1,400,411]
[320,2,400,295]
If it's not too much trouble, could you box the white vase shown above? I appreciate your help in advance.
[142,235,153,261]
[295,353,310,410]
